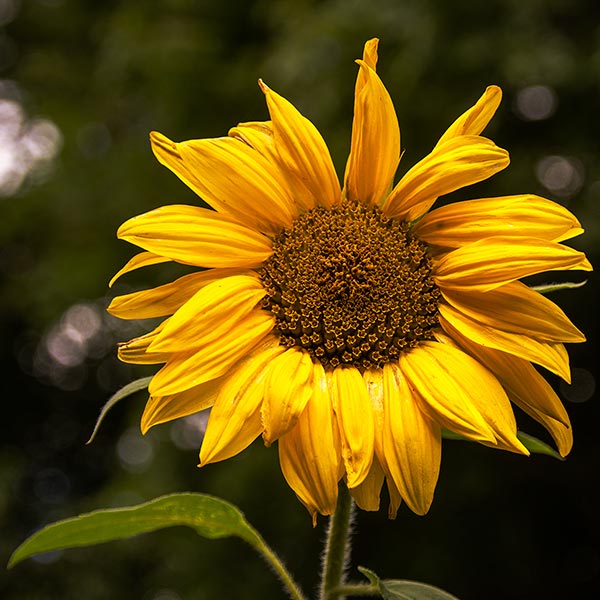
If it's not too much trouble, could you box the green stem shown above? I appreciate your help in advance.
[253,534,308,600]
[319,485,355,600]
[333,583,379,597]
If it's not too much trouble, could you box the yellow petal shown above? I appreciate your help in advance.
[413,194,584,249]
[344,48,401,207]
[441,281,584,343]
[278,362,342,522]
[117,204,273,269]
[148,312,275,397]
[109,251,170,288]
[434,236,592,292]
[436,86,502,146]
[350,458,384,512]
[200,341,285,465]
[262,347,314,445]
[381,363,442,515]
[229,120,315,212]
[149,274,265,353]
[108,268,248,320]
[436,327,572,456]
[151,132,295,235]
[117,321,171,365]
[383,135,509,222]
[363,367,403,518]
[228,120,275,156]
[439,304,572,382]
[330,366,374,488]
[399,342,499,444]
[141,378,223,434]
[259,80,341,209]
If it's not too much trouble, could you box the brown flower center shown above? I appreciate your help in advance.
[259,200,440,370]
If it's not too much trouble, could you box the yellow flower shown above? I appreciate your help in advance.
[109,39,591,522]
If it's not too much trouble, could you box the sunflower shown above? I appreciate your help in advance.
[108,39,591,522]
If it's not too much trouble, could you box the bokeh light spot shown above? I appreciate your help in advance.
[514,85,557,121]
[560,368,595,404]
[117,427,154,473]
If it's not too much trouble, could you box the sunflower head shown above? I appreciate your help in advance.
[109,38,591,522]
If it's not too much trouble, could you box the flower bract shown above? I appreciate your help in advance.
[109,39,592,522]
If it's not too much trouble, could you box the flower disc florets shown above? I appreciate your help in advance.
[260,199,441,370]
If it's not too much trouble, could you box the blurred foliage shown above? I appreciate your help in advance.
[1,0,599,599]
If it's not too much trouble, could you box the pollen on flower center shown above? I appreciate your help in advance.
[259,199,441,370]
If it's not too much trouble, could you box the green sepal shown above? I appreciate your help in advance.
[86,376,153,444]
[441,429,563,460]
[359,566,461,600]
[530,280,587,294]
[8,492,262,569]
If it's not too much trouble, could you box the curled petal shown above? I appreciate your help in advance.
[151,132,295,235]
[109,251,170,288]
[434,236,592,292]
[278,362,342,523]
[383,135,509,222]
[413,194,584,249]
[436,85,502,146]
[262,347,314,445]
[118,321,171,365]
[330,366,374,488]
[259,80,341,209]
[117,204,273,269]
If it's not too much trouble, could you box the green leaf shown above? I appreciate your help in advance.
[517,431,564,460]
[86,376,153,444]
[530,280,587,294]
[359,567,460,600]
[441,429,563,460]
[8,493,263,569]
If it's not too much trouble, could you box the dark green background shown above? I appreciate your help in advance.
[1,1,598,598]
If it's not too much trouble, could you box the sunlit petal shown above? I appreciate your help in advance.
[383,135,509,222]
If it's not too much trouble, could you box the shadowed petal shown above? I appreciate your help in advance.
[262,347,314,445]
[278,362,342,523]
[141,378,223,434]
[330,366,375,488]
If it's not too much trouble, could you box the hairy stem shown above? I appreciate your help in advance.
[319,485,355,600]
